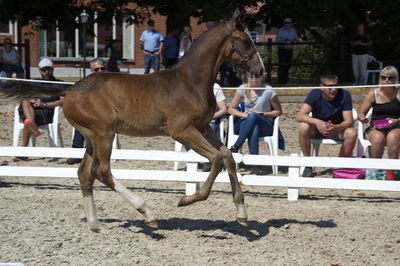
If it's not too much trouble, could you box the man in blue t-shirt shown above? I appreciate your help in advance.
[296,72,357,177]
[140,19,164,74]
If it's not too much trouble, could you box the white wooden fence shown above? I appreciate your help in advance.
[1,146,400,201]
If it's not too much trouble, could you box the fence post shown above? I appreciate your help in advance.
[185,150,199,195]
[266,38,272,83]
[24,39,31,79]
[287,154,300,200]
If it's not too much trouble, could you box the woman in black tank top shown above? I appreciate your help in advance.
[358,66,400,159]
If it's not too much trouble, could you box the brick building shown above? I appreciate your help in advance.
[0,13,207,78]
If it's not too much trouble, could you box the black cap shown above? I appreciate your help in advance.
[147,19,155,26]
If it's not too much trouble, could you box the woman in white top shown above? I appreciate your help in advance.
[228,74,283,155]
[178,25,192,58]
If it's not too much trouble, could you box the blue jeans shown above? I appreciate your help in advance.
[72,129,85,148]
[144,54,160,74]
[234,112,274,155]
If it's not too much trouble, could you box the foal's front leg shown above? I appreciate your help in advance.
[202,126,247,225]
[173,125,247,224]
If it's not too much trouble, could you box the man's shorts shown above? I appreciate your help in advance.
[311,127,343,141]
[18,105,54,126]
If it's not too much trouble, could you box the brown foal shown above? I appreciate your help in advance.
[1,10,264,232]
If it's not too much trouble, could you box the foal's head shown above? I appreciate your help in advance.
[226,9,265,77]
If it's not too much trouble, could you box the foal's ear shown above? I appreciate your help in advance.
[230,8,246,30]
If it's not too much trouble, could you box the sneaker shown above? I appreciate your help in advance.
[302,167,314,177]
[250,166,263,175]
[66,158,82,164]
[229,145,239,153]
[12,156,29,162]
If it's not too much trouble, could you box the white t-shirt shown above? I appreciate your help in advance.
[237,84,276,112]
[213,83,225,102]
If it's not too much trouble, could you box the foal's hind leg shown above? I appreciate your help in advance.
[173,125,247,223]
[77,144,102,232]
[90,134,157,228]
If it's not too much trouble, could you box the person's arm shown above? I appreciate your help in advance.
[358,90,374,123]
[296,103,328,135]
[261,95,282,118]
[38,97,64,108]
[183,37,189,51]
[213,100,227,119]
[228,93,247,118]
[333,110,354,131]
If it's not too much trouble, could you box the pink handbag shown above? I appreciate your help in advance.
[333,168,365,179]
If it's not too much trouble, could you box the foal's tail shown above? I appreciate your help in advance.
[0,80,69,102]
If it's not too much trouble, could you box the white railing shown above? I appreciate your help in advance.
[1,146,399,200]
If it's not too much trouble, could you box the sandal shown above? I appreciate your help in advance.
[24,119,42,137]
[12,156,29,162]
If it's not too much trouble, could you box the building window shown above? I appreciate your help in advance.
[0,21,12,35]
[39,16,134,60]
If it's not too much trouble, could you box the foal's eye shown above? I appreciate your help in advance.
[242,39,251,46]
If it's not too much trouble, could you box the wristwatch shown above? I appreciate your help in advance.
[43,103,48,108]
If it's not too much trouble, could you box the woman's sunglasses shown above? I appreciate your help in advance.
[380,75,396,81]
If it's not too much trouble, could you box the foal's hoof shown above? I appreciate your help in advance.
[88,221,103,233]
[177,196,191,207]
[146,220,158,229]
[237,218,248,227]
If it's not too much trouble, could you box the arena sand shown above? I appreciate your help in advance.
[1,101,400,265]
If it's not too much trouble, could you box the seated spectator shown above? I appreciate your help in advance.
[210,83,228,137]
[0,38,24,78]
[296,72,357,177]
[13,58,66,162]
[202,83,228,172]
[228,74,284,173]
[67,58,107,164]
[358,66,400,160]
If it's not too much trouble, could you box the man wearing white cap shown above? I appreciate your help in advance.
[13,58,68,161]
[276,17,299,84]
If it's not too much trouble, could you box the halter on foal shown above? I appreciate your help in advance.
[0,10,264,232]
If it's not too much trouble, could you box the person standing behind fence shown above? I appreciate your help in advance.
[351,23,373,85]
[162,27,179,68]
[66,58,107,164]
[0,38,24,79]
[275,18,299,84]
[140,19,164,74]
[178,25,192,59]
[12,58,66,162]
[107,40,123,73]
[296,72,357,177]
[358,66,400,160]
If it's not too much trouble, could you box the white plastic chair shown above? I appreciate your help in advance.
[364,55,383,84]
[173,119,225,171]
[227,114,280,174]
[13,105,64,147]
[310,109,358,157]
[357,109,373,156]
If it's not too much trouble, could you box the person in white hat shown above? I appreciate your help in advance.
[12,58,68,161]
[275,17,299,84]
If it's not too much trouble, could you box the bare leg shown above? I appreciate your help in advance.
[366,129,386,158]
[173,125,247,224]
[339,127,357,157]
[298,122,315,156]
[386,128,400,159]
